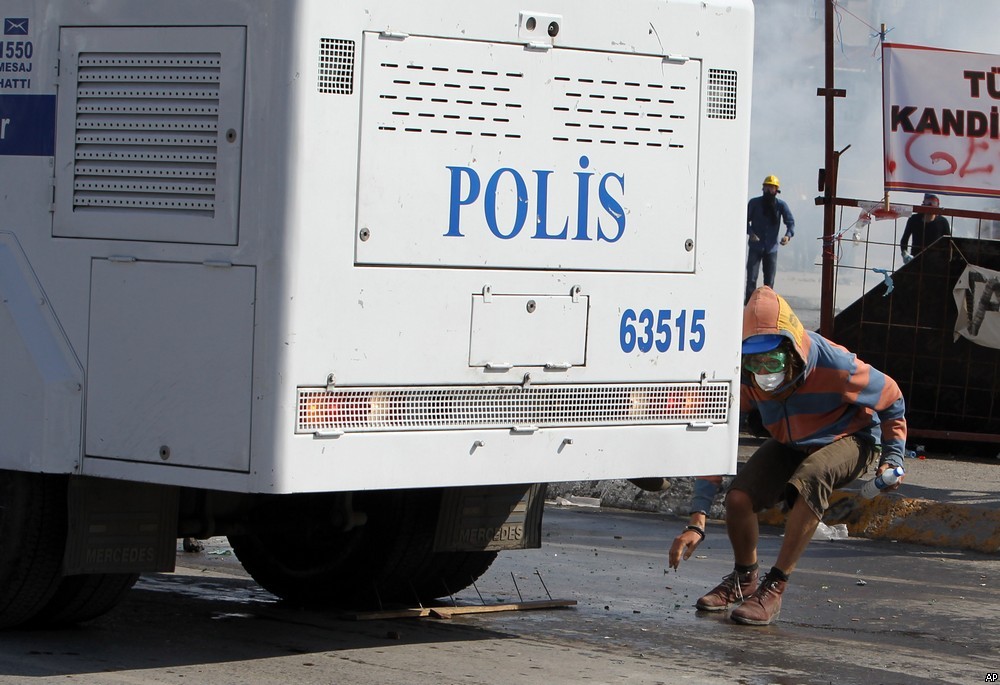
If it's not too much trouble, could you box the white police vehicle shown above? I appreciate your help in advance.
[0,0,753,627]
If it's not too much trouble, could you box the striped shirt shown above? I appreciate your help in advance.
[741,287,907,468]
[741,331,907,467]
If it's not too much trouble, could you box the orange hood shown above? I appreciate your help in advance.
[743,286,812,369]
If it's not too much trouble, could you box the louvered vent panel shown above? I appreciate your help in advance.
[357,34,703,272]
[72,52,221,216]
[706,68,738,120]
[552,76,690,148]
[374,61,525,138]
[367,40,698,149]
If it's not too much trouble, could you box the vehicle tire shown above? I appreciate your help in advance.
[406,550,498,602]
[24,573,140,628]
[229,489,497,609]
[0,470,68,629]
[229,491,387,606]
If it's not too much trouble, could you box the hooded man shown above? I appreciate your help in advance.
[745,175,795,305]
[695,286,907,626]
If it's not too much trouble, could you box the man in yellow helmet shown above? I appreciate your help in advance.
[745,175,795,304]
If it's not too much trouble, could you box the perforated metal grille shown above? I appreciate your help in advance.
[552,76,688,147]
[374,60,525,138]
[706,68,738,120]
[318,38,355,95]
[72,52,221,215]
[296,383,729,433]
[366,38,699,148]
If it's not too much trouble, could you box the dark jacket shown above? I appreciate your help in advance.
[899,214,950,255]
[747,195,795,253]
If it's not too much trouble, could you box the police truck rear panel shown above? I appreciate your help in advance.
[0,0,753,625]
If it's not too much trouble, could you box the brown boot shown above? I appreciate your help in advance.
[695,567,758,611]
[730,568,787,625]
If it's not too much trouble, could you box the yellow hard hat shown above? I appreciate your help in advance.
[762,175,780,189]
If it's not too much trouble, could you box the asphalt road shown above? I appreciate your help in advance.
[0,506,996,685]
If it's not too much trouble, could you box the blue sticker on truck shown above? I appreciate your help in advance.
[0,93,55,156]
[4,18,29,35]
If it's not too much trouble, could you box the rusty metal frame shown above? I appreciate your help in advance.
[816,0,1000,446]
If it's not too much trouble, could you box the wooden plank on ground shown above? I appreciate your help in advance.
[350,599,576,621]
[430,599,576,619]
[350,607,434,620]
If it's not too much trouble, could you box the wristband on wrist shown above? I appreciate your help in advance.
[684,525,705,541]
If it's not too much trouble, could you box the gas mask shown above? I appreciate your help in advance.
[753,371,786,392]
[743,347,790,393]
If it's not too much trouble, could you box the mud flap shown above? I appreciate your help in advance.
[63,477,179,575]
[432,483,545,552]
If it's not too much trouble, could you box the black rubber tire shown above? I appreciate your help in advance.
[24,573,139,628]
[405,550,498,602]
[229,489,497,609]
[229,491,390,607]
[0,471,68,629]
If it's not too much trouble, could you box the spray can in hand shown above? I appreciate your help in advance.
[861,466,905,499]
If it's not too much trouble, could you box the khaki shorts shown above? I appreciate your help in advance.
[728,435,877,520]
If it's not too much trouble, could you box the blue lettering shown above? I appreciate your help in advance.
[572,155,593,241]
[531,169,567,240]
[484,168,528,239]
[445,165,480,237]
[596,172,626,243]
[443,158,627,242]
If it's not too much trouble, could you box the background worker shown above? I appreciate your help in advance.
[745,175,795,305]
[900,193,950,263]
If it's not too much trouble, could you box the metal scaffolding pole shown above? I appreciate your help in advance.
[818,0,844,338]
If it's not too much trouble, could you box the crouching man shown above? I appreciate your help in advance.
[697,286,907,626]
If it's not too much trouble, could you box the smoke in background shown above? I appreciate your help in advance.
[750,0,1000,293]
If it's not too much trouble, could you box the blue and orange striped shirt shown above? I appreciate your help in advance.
[741,287,907,468]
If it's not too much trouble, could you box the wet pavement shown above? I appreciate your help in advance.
[1,505,995,685]
[0,441,995,684]
[443,505,999,685]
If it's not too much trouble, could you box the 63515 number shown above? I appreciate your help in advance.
[619,308,706,353]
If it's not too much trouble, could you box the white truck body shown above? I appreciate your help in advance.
[0,0,753,625]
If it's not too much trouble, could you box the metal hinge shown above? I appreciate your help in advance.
[485,362,513,371]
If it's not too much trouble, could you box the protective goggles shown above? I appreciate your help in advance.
[742,349,789,375]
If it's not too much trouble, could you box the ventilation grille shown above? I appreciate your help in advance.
[367,39,699,149]
[71,52,221,216]
[706,68,738,120]
[296,383,729,433]
[374,61,525,138]
[552,76,688,147]
[318,38,355,94]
